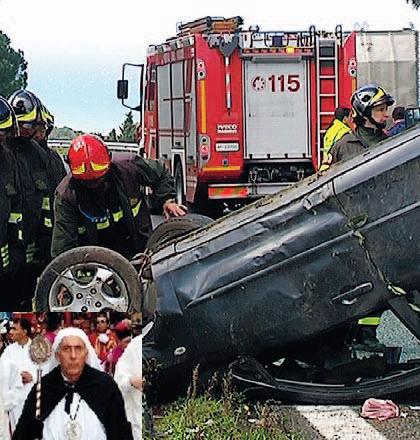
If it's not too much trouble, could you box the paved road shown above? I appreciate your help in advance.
[378,310,420,362]
[277,404,420,440]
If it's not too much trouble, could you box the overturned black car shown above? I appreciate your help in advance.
[143,125,420,404]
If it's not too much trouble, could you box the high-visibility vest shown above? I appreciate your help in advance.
[319,119,351,172]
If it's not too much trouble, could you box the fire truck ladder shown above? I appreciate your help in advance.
[316,31,340,168]
[182,17,242,111]
[177,16,243,36]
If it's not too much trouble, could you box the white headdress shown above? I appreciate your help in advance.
[50,327,103,372]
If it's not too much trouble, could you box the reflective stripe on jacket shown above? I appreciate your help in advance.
[52,156,177,259]
[0,145,22,274]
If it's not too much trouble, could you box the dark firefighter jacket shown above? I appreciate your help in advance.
[35,139,67,261]
[37,139,67,189]
[330,125,388,165]
[0,145,21,275]
[6,137,53,267]
[51,156,177,259]
[329,126,387,329]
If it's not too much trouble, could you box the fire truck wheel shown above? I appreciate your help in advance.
[174,162,185,205]
[146,213,213,252]
[34,246,142,313]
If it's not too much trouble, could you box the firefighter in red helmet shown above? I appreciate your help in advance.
[67,134,111,181]
[51,134,187,259]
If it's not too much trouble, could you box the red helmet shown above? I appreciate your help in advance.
[68,134,111,180]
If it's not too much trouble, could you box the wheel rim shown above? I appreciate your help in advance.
[175,169,183,205]
[48,263,130,312]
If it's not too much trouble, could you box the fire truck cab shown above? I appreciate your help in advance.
[118,16,418,216]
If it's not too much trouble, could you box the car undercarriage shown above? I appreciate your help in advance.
[36,125,420,404]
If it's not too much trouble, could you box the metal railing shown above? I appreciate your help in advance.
[48,139,140,153]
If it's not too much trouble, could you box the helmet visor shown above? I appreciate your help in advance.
[370,88,395,108]
[0,113,13,130]
[0,101,13,129]
[13,95,38,122]
[0,106,19,137]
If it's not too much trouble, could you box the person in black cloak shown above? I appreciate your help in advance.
[12,327,134,440]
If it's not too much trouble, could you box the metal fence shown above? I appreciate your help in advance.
[48,139,140,154]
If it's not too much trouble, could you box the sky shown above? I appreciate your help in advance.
[0,0,419,134]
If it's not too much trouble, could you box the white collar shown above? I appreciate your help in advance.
[15,338,31,349]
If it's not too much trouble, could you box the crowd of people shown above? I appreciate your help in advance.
[0,312,141,439]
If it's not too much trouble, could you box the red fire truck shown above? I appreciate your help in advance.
[118,16,418,216]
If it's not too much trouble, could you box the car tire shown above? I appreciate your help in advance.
[34,246,142,312]
[230,357,420,404]
[146,213,213,252]
[249,368,420,404]
[174,162,185,205]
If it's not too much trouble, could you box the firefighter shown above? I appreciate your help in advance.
[35,103,67,187]
[327,84,394,166]
[51,134,187,259]
[0,97,24,308]
[7,89,64,307]
[31,103,68,260]
[319,107,351,172]
[328,84,395,352]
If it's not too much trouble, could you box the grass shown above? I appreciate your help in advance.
[143,367,304,440]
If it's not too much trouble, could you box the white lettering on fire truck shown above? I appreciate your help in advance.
[217,124,238,134]
[251,76,266,91]
[252,74,301,93]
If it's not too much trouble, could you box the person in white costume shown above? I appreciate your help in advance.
[114,335,142,439]
[12,327,133,440]
[0,318,38,434]
[0,372,10,440]
[0,320,10,440]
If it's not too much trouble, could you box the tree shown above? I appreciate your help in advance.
[107,128,117,141]
[408,0,420,9]
[118,111,136,142]
[0,31,28,96]
[92,132,104,140]
[50,126,77,139]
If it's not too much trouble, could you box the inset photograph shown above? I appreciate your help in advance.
[0,312,141,440]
